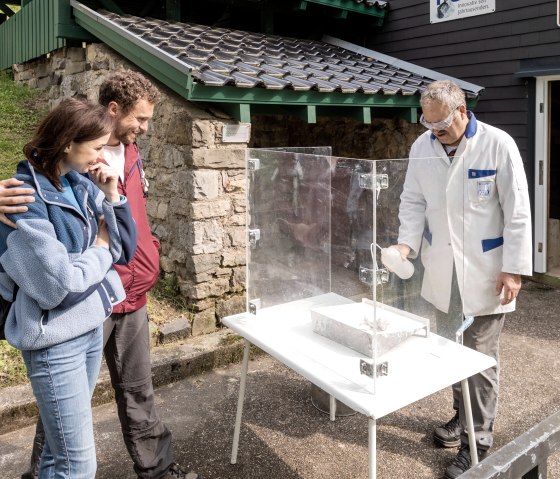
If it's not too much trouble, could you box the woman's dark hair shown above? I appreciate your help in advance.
[23,98,114,189]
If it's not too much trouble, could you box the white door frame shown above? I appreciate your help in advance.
[534,75,560,273]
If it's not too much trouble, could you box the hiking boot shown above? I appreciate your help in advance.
[433,410,461,448]
[444,444,488,478]
[163,462,203,479]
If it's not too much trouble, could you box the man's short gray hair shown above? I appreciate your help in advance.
[420,80,466,110]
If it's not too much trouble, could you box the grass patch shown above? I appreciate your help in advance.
[0,341,27,387]
[147,273,191,327]
[0,71,47,180]
[0,73,48,388]
[220,333,243,346]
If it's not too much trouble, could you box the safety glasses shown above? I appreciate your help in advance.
[420,107,458,131]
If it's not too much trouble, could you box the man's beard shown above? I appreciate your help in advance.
[115,125,140,145]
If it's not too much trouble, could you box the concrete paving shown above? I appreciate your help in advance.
[1,280,560,479]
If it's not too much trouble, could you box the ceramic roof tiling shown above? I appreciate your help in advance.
[99,10,440,98]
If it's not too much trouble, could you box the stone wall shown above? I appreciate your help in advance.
[249,114,424,160]
[13,43,248,335]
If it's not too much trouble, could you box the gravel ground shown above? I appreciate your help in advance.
[0,280,559,479]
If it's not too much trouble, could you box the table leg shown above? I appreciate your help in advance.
[231,339,251,465]
[368,418,376,479]
[329,395,337,422]
[461,378,478,466]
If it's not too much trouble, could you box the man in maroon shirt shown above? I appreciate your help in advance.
[0,72,200,479]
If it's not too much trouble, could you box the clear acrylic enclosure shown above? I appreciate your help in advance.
[245,148,465,393]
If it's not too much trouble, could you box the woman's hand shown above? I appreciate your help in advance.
[88,163,120,203]
[95,218,110,250]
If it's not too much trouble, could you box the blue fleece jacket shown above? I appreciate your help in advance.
[0,161,138,350]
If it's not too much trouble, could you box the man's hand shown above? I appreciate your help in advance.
[495,272,522,305]
[392,244,411,261]
[0,178,35,229]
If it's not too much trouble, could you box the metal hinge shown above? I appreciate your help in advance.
[358,173,389,191]
[248,229,261,247]
[359,267,389,286]
[248,298,261,315]
[360,359,389,378]
[248,158,261,171]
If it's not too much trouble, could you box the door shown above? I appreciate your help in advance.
[534,76,560,273]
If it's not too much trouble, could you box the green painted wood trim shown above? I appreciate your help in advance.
[308,105,317,123]
[55,0,92,40]
[362,106,371,124]
[304,0,386,18]
[283,105,317,123]
[219,103,251,123]
[398,107,417,123]
[189,83,422,108]
[247,103,378,123]
[72,3,192,100]
[0,0,65,70]
[97,0,124,15]
[57,23,96,40]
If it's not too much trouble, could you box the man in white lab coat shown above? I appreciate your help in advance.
[394,80,532,478]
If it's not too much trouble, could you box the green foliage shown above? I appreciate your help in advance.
[0,72,47,387]
[0,340,27,387]
[0,72,46,180]
[147,273,191,327]
[151,273,189,311]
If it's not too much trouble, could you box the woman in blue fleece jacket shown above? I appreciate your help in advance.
[0,99,137,479]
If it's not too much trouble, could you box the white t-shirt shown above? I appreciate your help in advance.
[103,142,126,182]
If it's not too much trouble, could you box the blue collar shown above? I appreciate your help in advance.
[430,110,478,141]
[16,161,89,215]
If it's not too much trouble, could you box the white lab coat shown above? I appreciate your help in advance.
[398,115,532,316]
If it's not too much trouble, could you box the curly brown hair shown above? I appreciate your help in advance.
[24,99,114,190]
[98,71,160,113]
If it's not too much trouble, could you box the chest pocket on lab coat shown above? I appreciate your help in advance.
[467,169,497,204]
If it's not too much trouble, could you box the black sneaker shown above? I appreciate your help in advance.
[444,444,488,478]
[163,463,203,479]
[433,410,462,448]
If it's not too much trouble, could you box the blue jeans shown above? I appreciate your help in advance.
[22,327,103,479]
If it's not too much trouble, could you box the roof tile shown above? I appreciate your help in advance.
[100,9,441,97]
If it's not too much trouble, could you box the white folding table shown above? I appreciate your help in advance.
[223,293,496,479]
